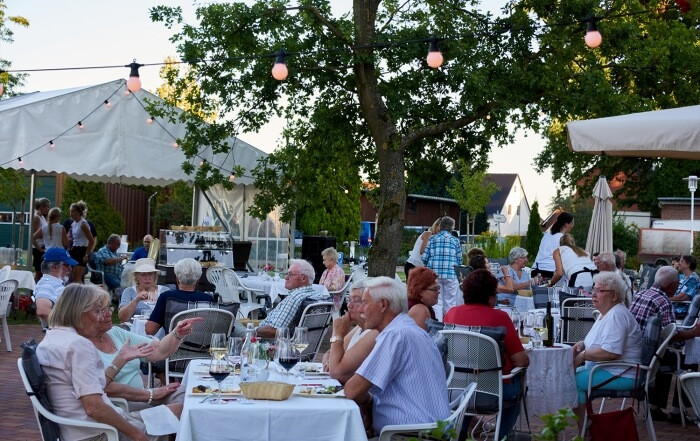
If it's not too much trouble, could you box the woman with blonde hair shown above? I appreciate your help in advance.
[404,217,442,279]
[67,200,96,284]
[548,233,596,289]
[33,207,68,251]
[31,197,51,282]
[320,247,345,292]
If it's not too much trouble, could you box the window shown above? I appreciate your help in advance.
[507,205,512,215]
[407,198,418,214]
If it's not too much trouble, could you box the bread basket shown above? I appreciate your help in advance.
[239,381,294,401]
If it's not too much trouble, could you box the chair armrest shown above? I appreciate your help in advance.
[503,366,526,380]
[110,397,130,412]
[33,399,119,441]
[587,361,648,394]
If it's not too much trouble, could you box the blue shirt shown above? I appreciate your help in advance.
[674,272,699,316]
[95,245,123,278]
[35,274,65,305]
[130,247,148,261]
[356,313,450,433]
[422,230,462,279]
[148,289,213,333]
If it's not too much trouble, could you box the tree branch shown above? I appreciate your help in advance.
[264,6,351,45]
[378,0,412,34]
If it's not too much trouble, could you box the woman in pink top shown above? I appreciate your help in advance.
[319,247,346,291]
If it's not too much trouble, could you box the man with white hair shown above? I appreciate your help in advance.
[345,277,449,437]
[256,259,329,338]
[422,216,463,320]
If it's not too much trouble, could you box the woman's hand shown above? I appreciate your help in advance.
[134,291,149,302]
[116,339,155,363]
[332,314,352,338]
[173,317,205,340]
[151,383,180,401]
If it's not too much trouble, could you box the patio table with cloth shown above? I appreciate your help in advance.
[525,344,577,416]
[8,270,36,291]
[177,359,366,441]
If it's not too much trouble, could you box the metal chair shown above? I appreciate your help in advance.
[294,301,333,362]
[164,307,235,384]
[440,329,526,441]
[378,383,477,441]
[679,372,700,430]
[0,279,18,351]
[560,297,596,345]
[581,319,677,441]
[453,265,473,286]
[328,272,353,313]
[222,268,265,318]
[668,294,700,426]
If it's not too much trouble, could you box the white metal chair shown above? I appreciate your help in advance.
[378,383,477,441]
[18,357,119,441]
[328,272,353,312]
[0,279,18,351]
[222,268,266,319]
[679,372,700,430]
[668,294,700,426]
[581,320,677,441]
[164,307,235,384]
[440,329,526,441]
[560,297,597,345]
[295,301,333,362]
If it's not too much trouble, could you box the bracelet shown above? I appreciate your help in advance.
[105,372,115,382]
[108,363,120,372]
[147,388,154,405]
[174,332,184,341]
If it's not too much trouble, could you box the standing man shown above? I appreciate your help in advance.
[95,234,126,291]
[35,248,78,327]
[131,235,153,261]
[344,277,449,437]
[422,216,462,320]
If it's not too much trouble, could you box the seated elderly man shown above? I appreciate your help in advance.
[145,258,212,336]
[256,259,330,339]
[630,266,700,423]
[35,248,78,327]
[130,235,153,261]
[95,234,126,291]
[345,277,449,437]
[36,283,181,441]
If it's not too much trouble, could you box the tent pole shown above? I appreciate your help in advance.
[26,171,37,271]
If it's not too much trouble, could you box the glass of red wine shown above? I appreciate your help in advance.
[209,354,230,404]
[277,339,299,381]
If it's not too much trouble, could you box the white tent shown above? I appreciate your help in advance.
[567,105,700,159]
[0,79,266,185]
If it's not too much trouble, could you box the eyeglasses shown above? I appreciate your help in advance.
[426,286,440,292]
[348,298,362,305]
[592,288,615,294]
[284,272,303,278]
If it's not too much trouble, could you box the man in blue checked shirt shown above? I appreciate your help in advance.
[422,216,462,320]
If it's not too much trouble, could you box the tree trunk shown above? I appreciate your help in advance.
[353,0,405,277]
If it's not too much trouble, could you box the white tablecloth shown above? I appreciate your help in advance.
[8,270,36,291]
[177,360,366,441]
[686,337,700,364]
[243,276,330,304]
[526,344,577,416]
[514,295,534,313]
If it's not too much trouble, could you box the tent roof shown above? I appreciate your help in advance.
[0,79,267,186]
[567,105,700,159]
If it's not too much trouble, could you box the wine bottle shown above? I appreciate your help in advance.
[544,301,555,347]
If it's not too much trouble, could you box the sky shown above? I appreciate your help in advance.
[2,0,560,209]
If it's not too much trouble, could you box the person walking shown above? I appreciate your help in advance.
[422,216,462,320]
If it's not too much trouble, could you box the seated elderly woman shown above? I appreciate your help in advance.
[319,247,346,292]
[571,271,643,429]
[88,289,203,410]
[406,267,439,330]
[118,258,169,322]
[497,247,531,306]
[323,279,379,383]
[36,284,182,441]
[444,269,529,437]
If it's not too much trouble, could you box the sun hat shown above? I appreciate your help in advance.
[134,258,158,273]
[43,248,78,266]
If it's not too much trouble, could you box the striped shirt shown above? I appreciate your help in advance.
[422,231,462,279]
[629,285,675,333]
[356,313,449,433]
[259,285,329,329]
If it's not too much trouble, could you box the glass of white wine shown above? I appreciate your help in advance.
[209,333,227,360]
[533,313,546,349]
[292,327,309,354]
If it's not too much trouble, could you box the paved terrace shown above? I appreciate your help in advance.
[1,323,696,440]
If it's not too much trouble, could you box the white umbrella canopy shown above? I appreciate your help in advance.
[567,105,700,159]
[585,176,614,256]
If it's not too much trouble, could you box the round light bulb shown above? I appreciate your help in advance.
[127,76,142,92]
[48,141,55,149]
[172,142,179,149]
[229,174,236,182]
[147,116,154,125]
[585,30,602,48]
[18,157,24,166]
[104,100,111,108]
[0,83,4,96]
[78,122,84,129]
[272,62,288,81]
[426,51,444,68]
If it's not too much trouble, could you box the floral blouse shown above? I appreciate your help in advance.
[320,264,346,292]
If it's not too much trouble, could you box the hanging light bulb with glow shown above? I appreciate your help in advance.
[172,141,179,149]
[48,140,55,149]
[125,59,144,92]
[229,173,236,182]
[104,100,111,108]
[78,121,84,129]
[271,50,288,81]
[147,116,154,125]
[584,18,602,48]
[426,38,444,68]
[18,157,24,166]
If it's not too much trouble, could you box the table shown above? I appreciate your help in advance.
[514,295,534,313]
[177,360,366,441]
[525,344,577,416]
[8,270,36,291]
[243,275,330,304]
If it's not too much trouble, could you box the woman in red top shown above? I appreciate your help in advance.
[444,269,529,437]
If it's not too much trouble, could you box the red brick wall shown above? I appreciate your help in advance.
[660,204,700,220]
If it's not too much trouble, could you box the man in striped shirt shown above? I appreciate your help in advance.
[345,277,449,437]
[422,216,463,320]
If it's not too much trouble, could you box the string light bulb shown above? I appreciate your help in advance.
[147,116,154,125]
[585,18,602,48]
[426,39,444,68]
[104,99,111,108]
[229,173,236,182]
[125,59,144,92]
[172,141,179,148]
[48,140,55,149]
[271,50,288,81]
[78,121,84,129]
[0,82,4,97]
[199,159,206,167]
[18,157,24,166]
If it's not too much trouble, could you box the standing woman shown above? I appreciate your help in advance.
[67,200,96,284]
[548,234,596,290]
[404,218,441,279]
[33,207,68,251]
[532,211,574,279]
[31,198,50,282]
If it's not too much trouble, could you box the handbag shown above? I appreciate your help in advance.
[585,365,640,441]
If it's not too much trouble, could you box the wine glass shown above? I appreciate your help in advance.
[227,337,243,371]
[210,333,227,361]
[274,327,290,365]
[209,354,230,404]
[277,339,299,381]
[292,327,309,355]
[523,312,535,340]
[509,309,521,334]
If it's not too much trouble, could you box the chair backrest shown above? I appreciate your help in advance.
[453,265,473,285]
[87,253,104,284]
[328,272,353,295]
[206,267,227,294]
[163,295,216,331]
[19,339,62,441]
[560,297,596,345]
[167,308,235,363]
[0,264,10,282]
[646,321,676,383]
[220,268,245,303]
[439,329,503,414]
[295,301,333,361]
[679,372,700,427]
[638,266,658,292]
[0,279,19,318]
[532,286,549,309]
[681,294,700,327]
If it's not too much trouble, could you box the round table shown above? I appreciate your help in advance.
[525,344,577,416]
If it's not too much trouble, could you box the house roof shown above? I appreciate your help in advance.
[484,173,518,215]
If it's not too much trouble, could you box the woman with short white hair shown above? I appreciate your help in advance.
[496,246,531,305]
[319,247,345,292]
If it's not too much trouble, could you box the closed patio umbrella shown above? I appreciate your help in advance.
[586,176,614,256]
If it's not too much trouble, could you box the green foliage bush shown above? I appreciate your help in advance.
[474,232,521,259]
[524,200,543,265]
[612,215,639,266]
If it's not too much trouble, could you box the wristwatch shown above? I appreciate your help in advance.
[330,335,343,344]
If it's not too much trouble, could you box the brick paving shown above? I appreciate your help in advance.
[2,322,697,440]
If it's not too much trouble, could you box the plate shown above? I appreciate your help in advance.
[189,387,242,396]
[294,385,344,398]
[296,362,325,373]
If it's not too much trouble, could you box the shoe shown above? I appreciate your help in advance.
[667,412,682,425]
[650,407,667,421]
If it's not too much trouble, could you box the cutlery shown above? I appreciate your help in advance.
[199,393,215,403]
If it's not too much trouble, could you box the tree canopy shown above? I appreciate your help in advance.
[0,0,28,96]
[149,0,700,276]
